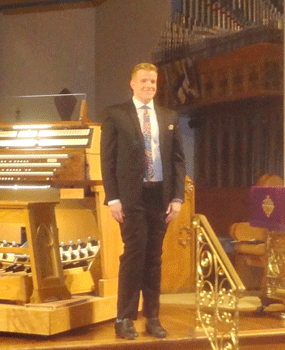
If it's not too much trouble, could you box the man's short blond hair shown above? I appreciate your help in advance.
[131,63,158,80]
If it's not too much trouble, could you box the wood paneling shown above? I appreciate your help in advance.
[161,176,196,293]
[197,43,283,106]
[195,187,251,238]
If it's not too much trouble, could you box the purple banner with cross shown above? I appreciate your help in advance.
[250,186,285,231]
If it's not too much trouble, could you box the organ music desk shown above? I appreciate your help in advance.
[0,96,122,335]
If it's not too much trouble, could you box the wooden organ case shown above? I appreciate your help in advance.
[0,98,122,335]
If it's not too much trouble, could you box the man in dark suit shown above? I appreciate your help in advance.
[100,63,186,340]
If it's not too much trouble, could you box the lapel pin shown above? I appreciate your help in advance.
[168,124,174,130]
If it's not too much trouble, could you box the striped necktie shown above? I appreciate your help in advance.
[142,106,154,181]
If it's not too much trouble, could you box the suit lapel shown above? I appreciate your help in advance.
[125,100,144,144]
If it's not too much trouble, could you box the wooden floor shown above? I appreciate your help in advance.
[1,296,285,350]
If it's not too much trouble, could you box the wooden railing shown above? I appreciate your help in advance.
[192,214,245,350]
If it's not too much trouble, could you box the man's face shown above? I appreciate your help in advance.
[130,69,157,104]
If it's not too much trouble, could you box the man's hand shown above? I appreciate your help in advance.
[165,201,182,224]
[109,202,125,223]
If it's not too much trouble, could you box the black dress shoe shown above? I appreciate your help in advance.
[145,318,168,338]
[115,318,138,340]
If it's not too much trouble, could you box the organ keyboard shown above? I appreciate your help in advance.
[0,126,98,186]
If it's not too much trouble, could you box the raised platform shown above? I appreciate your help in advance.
[0,295,117,336]
[1,294,285,350]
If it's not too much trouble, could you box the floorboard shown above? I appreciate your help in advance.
[0,294,285,350]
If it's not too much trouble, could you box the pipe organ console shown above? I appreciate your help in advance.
[0,99,122,335]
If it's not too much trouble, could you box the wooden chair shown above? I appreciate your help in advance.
[229,222,267,290]
[229,174,283,290]
[256,174,283,187]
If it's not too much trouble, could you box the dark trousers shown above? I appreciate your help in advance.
[117,183,167,320]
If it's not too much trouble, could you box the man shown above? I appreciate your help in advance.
[100,63,186,340]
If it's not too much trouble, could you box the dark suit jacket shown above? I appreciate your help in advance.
[100,99,186,210]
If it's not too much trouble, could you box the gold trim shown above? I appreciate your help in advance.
[262,195,275,218]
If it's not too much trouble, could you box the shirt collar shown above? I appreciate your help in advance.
[132,96,154,110]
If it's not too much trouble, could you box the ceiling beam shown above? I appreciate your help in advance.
[0,0,108,14]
